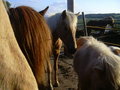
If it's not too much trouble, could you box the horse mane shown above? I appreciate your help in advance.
[77,36,120,88]
[103,16,114,20]
[47,10,78,32]
[9,6,52,85]
[46,13,61,31]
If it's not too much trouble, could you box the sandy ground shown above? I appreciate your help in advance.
[51,55,78,90]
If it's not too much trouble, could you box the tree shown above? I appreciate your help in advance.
[3,0,11,8]
[6,1,11,8]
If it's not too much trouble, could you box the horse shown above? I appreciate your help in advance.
[74,36,120,90]
[9,6,53,90]
[0,1,38,90]
[87,16,114,35]
[44,10,80,86]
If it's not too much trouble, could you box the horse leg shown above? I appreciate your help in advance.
[78,82,81,90]
[47,59,53,90]
[53,48,60,87]
[78,78,82,90]
[53,39,62,87]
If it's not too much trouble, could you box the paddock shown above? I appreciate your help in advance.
[3,0,120,90]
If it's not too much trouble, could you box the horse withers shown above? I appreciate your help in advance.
[45,10,80,86]
[74,36,120,90]
[0,1,38,90]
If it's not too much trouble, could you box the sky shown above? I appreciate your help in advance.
[7,0,120,16]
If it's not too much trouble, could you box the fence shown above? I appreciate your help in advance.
[77,15,120,31]
[77,13,120,47]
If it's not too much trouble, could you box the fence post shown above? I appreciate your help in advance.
[82,12,88,36]
[67,0,74,12]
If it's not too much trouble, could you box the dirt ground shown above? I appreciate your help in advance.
[51,55,78,90]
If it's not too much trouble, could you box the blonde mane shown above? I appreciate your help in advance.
[47,10,78,32]
[75,36,120,89]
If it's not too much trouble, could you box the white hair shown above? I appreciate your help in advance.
[74,36,120,89]
[46,10,78,32]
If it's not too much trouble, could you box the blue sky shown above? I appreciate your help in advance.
[8,0,120,16]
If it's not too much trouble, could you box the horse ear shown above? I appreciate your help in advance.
[39,6,49,16]
[75,12,80,16]
[62,10,67,19]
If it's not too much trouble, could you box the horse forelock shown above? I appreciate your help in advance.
[65,11,78,31]
[47,11,78,51]
[47,11,78,32]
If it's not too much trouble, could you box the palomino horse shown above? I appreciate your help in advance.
[9,6,53,90]
[74,36,120,90]
[0,1,38,90]
[87,16,114,35]
[45,10,80,86]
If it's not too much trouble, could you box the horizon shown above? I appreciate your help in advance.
[7,0,120,16]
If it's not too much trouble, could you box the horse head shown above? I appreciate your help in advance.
[104,16,115,28]
[58,10,80,54]
[75,36,120,90]
[76,36,120,90]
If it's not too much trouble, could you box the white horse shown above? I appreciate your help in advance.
[74,36,120,90]
[45,10,80,86]
[0,1,38,90]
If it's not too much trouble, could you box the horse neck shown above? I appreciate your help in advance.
[47,13,61,42]
[1,1,35,70]
[52,30,60,44]
[0,2,18,52]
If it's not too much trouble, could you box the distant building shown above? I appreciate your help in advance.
[67,0,74,12]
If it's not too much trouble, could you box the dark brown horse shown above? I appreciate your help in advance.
[87,17,114,35]
[9,6,53,90]
[0,1,38,90]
